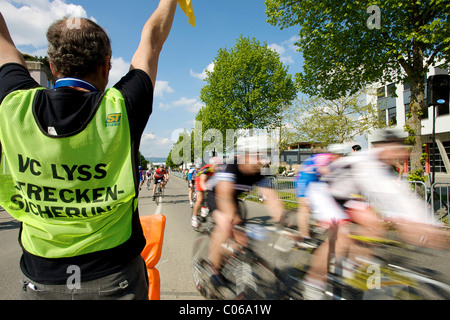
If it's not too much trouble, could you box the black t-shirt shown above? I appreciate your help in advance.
[0,63,153,284]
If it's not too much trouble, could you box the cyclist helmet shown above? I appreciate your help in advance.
[326,143,351,155]
[209,156,223,165]
[236,135,277,155]
[371,128,406,144]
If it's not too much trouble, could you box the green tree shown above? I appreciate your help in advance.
[293,90,385,145]
[265,0,450,175]
[169,129,194,166]
[198,35,297,138]
[165,149,176,169]
[137,151,148,169]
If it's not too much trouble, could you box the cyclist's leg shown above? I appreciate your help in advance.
[345,201,384,260]
[297,197,311,239]
[302,182,350,297]
[295,175,314,238]
[188,181,194,206]
[152,180,157,198]
[208,209,234,270]
[192,188,203,218]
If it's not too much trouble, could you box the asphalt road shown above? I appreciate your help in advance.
[0,175,449,300]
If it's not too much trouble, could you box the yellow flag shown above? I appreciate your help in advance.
[177,0,195,27]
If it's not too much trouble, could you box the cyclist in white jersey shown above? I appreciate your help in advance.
[303,129,446,299]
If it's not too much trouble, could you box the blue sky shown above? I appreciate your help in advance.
[0,0,304,158]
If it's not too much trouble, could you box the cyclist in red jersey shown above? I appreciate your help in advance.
[152,165,168,200]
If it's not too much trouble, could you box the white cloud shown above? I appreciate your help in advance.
[190,62,215,80]
[268,43,286,56]
[142,132,156,141]
[268,36,298,65]
[0,0,89,49]
[141,132,171,146]
[158,102,171,110]
[154,80,174,98]
[157,97,204,113]
[107,56,130,88]
[140,132,173,158]
[173,97,204,113]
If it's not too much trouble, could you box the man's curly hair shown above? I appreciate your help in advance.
[47,17,112,78]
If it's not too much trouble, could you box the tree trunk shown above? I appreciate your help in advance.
[406,76,425,175]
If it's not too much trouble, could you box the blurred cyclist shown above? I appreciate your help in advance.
[187,164,197,208]
[152,164,168,200]
[293,144,350,244]
[192,156,223,229]
[303,128,446,299]
[205,135,284,286]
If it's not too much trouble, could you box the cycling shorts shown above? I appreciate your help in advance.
[206,192,244,218]
[154,177,165,183]
[306,182,351,225]
[188,180,195,188]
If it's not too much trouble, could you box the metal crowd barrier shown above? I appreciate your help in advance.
[254,177,449,228]
[171,169,449,228]
[431,183,450,227]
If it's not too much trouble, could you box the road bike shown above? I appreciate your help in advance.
[154,180,164,205]
[273,212,450,300]
[192,223,281,299]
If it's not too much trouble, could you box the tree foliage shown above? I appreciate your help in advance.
[198,35,297,136]
[293,91,385,145]
[265,0,450,173]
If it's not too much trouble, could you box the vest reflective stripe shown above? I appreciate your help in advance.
[0,87,136,258]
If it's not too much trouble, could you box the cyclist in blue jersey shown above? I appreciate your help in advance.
[294,144,350,242]
[187,164,197,208]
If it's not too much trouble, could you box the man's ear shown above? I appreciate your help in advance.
[100,55,111,79]
[49,61,60,78]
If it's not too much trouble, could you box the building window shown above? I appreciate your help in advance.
[387,83,396,97]
[377,86,385,99]
[387,107,396,125]
[421,104,429,119]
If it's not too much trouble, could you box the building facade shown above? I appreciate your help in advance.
[369,64,450,175]
[25,60,55,89]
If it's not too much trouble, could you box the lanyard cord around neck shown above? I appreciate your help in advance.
[54,77,98,92]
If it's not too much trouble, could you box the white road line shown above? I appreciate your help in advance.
[154,196,163,215]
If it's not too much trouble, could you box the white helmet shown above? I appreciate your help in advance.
[326,143,351,155]
[236,135,277,155]
[371,128,406,144]
[209,156,223,165]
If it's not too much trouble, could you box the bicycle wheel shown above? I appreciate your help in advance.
[154,183,160,205]
[363,263,450,300]
[192,235,235,299]
[192,235,214,298]
[274,244,312,300]
[229,250,281,299]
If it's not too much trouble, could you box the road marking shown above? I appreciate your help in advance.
[154,195,163,215]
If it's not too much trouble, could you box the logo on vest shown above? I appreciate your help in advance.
[105,113,121,127]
